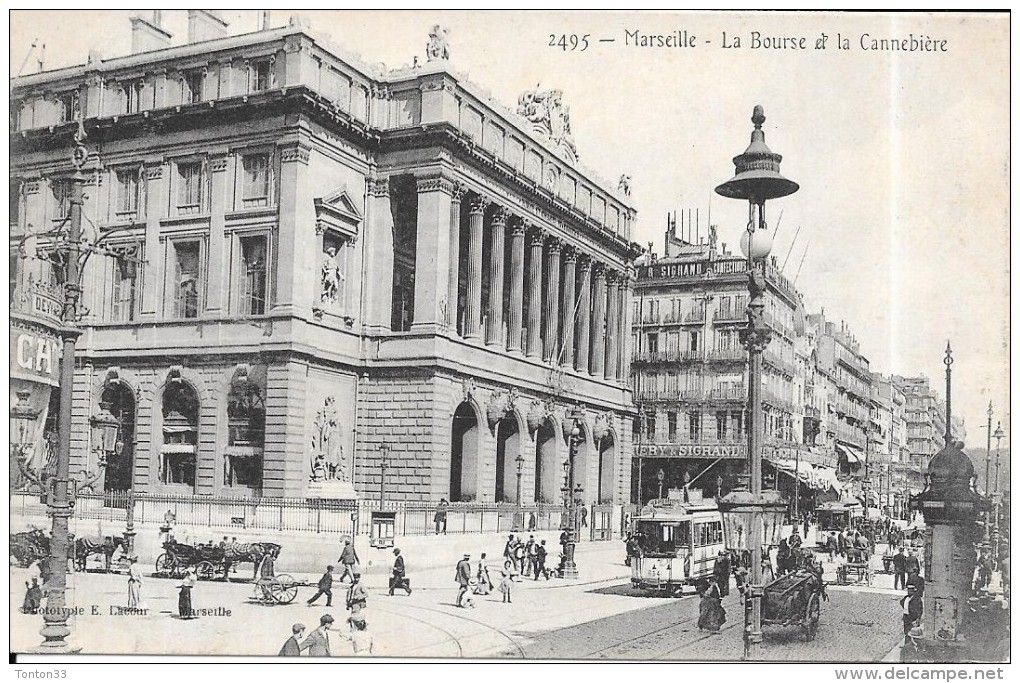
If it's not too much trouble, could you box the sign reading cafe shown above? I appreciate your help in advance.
[635,443,745,459]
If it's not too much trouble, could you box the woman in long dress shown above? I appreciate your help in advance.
[127,556,142,608]
[178,568,196,619]
[697,578,726,633]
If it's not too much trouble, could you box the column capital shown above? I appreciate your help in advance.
[577,253,593,273]
[209,155,229,173]
[491,206,511,228]
[367,177,390,197]
[469,195,491,216]
[451,181,468,202]
[280,143,311,165]
[416,172,459,195]
[546,237,563,255]
[510,218,527,237]
[563,245,579,264]
[528,227,546,248]
[606,269,622,286]
[593,262,608,279]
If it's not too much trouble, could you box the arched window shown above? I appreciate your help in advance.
[161,381,198,488]
[225,380,265,491]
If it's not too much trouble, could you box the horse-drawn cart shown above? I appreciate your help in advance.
[761,567,825,641]
[253,574,301,604]
[836,547,873,586]
[155,540,281,581]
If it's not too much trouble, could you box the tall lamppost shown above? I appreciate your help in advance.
[992,422,1004,562]
[715,105,798,660]
[560,409,584,579]
[984,401,993,542]
[637,405,646,506]
[514,454,525,532]
[379,444,390,506]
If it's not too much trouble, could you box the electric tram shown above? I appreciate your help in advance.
[628,492,726,595]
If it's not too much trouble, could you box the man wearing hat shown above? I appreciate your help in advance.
[279,623,305,656]
[346,572,368,616]
[300,614,334,656]
[389,548,411,596]
[900,581,923,635]
[455,554,472,608]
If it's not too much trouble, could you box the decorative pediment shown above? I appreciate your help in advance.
[314,186,363,242]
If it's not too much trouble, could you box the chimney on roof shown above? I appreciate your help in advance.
[188,10,229,43]
[260,10,272,31]
[131,13,172,54]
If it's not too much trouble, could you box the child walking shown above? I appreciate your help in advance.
[499,560,514,604]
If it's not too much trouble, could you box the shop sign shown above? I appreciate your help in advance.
[10,326,60,386]
[635,443,745,459]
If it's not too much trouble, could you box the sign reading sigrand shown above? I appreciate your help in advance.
[635,443,745,459]
[639,261,705,279]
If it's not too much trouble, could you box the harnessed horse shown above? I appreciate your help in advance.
[222,542,282,580]
[74,535,125,572]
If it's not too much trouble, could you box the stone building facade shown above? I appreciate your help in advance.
[9,13,639,503]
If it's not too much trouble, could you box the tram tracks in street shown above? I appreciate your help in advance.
[372,600,525,658]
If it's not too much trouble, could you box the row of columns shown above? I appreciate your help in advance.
[456,189,632,382]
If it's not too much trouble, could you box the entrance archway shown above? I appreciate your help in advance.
[100,383,136,492]
[495,417,521,503]
[534,418,559,504]
[597,432,616,504]
[451,402,480,501]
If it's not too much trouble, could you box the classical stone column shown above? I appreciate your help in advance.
[447,183,466,333]
[486,207,509,347]
[464,196,489,339]
[605,271,621,381]
[543,238,562,363]
[561,248,577,369]
[412,173,455,332]
[591,264,608,377]
[507,219,526,352]
[204,155,229,313]
[576,256,592,374]
[140,163,165,317]
[619,268,635,382]
[526,228,544,358]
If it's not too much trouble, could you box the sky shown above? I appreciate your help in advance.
[8,10,1010,443]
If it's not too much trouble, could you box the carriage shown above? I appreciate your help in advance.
[252,574,301,604]
[10,529,50,568]
[73,535,126,572]
[836,545,873,585]
[761,564,825,641]
[155,540,281,581]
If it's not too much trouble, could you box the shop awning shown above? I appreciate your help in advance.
[835,443,863,464]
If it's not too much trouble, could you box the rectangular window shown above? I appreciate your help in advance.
[110,251,139,322]
[647,333,658,353]
[58,91,78,123]
[241,154,271,207]
[52,179,72,220]
[176,162,205,215]
[239,235,268,315]
[116,169,140,216]
[689,412,701,441]
[731,411,744,436]
[125,80,144,114]
[689,330,699,353]
[251,60,272,92]
[646,416,656,439]
[717,412,728,440]
[184,70,203,103]
[10,180,22,227]
[667,412,677,441]
[172,241,202,318]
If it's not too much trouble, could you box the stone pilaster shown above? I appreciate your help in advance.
[605,271,621,381]
[576,256,592,374]
[275,142,312,315]
[561,247,577,369]
[485,207,509,347]
[526,228,544,358]
[447,183,466,332]
[507,220,526,352]
[364,177,394,332]
[412,173,455,332]
[543,238,562,362]
[591,264,608,377]
[140,163,165,317]
[205,155,229,313]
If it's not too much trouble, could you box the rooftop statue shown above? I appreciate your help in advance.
[517,86,577,161]
[426,25,450,61]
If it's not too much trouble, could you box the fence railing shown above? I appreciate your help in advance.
[10,491,621,539]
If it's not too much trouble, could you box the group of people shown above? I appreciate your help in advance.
[820,527,874,562]
[451,533,561,608]
[278,613,373,656]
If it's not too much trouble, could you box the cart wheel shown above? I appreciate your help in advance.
[196,561,217,581]
[270,574,298,604]
[803,594,820,641]
[155,554,171,577]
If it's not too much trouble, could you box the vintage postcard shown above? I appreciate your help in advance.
[8,9,1010,668]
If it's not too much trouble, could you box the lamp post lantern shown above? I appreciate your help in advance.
[715,105,798,661]
[379,444,390,506]
[656,468,665,500]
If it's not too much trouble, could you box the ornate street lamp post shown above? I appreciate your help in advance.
[992,422,1004,563]
[984,402,993,542]
[656,468,665,500]
[715,105,798,660]
[514,454,525,531]
[559,409,584,579]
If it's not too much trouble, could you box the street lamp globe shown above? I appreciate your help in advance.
[90,401,121,455]
[739,229,774,259]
